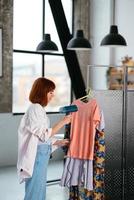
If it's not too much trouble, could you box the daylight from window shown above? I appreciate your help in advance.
[13,0,72,113]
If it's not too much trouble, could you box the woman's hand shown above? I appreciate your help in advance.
[54,139,70,147]
[62,114,72,125]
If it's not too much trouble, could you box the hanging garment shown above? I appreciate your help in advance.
[60,99,105,194]
[67,99,101,160]
[60,157,93,191]
[69,129,105,200]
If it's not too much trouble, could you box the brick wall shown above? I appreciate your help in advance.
[0,0,13,112]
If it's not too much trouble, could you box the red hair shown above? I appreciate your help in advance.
[29,77,55,106]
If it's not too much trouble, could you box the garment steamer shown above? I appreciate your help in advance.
[59,104,78,140]
[59,104,78,148]
[59,105,78,115]
[59,104,78,141]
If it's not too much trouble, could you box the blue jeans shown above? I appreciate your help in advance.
[24,144,52,200]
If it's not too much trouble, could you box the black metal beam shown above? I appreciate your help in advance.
[48,0,86,98]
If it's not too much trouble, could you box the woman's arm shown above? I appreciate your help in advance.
[53,138,70,146]
[27,104,72,142]
[51,115,72,137]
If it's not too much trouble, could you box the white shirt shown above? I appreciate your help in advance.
[17,103,58,183]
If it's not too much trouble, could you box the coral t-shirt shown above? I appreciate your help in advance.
[67,99,101,160]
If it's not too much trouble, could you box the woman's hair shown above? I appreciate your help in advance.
[29,77,55,106]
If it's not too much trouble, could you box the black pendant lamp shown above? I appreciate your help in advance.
[36,34,58,52]
[100,25,127,47]
[67,29,92,50]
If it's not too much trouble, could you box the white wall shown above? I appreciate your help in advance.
[115,0,134,64]
[0,113,65,167]
[88,0,111,90]
[90,0,111,66]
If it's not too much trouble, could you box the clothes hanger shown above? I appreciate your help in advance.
[79,87,93,101]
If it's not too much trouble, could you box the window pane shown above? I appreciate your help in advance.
[13,0,43,50]
[45,0,73,53]
[45,56,71,112]
[13,53,42,113]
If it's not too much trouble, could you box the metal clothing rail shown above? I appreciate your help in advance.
[47,179,60,185]
[122,66,128,200]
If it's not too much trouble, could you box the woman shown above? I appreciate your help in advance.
[17,77,71,200]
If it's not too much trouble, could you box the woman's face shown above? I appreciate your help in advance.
[47,90,55,103]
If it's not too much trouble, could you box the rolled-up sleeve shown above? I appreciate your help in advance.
[25,104,52,142]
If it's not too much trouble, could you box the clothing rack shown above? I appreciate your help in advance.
[47,65,134,200]
[87,64,134,200]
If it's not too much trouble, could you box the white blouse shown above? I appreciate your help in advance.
[17,103,58,183]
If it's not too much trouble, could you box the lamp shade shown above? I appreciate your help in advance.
[36,34,58,52]
[67,29,92,50]
[100,25,127,47]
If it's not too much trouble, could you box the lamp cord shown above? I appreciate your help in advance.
[111,0,115,25]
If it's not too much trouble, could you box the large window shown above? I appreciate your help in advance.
[13,0,72,113]
[45,55,71,112]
